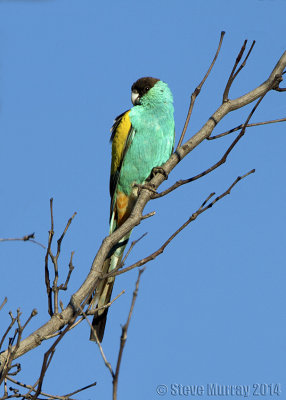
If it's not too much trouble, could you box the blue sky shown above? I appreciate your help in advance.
[0,0,285,399]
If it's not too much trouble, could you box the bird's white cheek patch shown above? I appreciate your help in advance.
[131,91,139,105]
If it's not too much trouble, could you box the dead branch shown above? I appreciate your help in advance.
[207,117,286,140]
[58,251,75,291]
[0,313,17,351]
[223,40,255,102]
[112,269,145,400]
[80,307,114,377]
[177,31,225,148]
[0,298,7,312]
[44,199,54,317]
[44,198,76,317]
[62,381,97,398]
[0,233,45,249]
[86,290,125,315]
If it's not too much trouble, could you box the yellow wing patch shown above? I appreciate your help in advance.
[111,111,131,177]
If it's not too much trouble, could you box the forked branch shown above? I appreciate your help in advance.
[176,31,225,148]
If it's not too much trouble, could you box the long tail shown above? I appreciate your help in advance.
[89,232,131,342]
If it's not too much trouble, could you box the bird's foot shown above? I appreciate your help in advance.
[133,182,157,195]
[150,166,168,180]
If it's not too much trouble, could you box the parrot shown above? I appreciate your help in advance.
[90,77,175,342]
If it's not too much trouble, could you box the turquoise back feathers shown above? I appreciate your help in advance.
[117,80,175,195]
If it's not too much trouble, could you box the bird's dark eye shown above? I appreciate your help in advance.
[145,86,150,91]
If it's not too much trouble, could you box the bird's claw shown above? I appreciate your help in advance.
[151,166,168,180]
[133,182,157,195]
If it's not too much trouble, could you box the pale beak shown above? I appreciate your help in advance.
[131,90,140,105]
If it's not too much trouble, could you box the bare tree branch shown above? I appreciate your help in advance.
[44,199,55,317]
[0,298,7,312]
[50,210,77,315]
[207,117,286,140]
[63,381,97,398]
[176,31,225,148]
[0,233,45,249]
[0,313,17,351]
[223,40,256,102]
[44,198,76,317]
[86,290,125,315]
[79,307,114,378]
[58,251,75,291]
[112,269,145,400]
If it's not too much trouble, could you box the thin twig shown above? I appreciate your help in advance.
[105,170,255,279]
[7,363,21,377]
[0,313,16,350]
[141,211,156,220]
[55,213,77,260]
[231,40,256,86]
[112,269,145,400]
[119,233,147,269]
[223,40,255,102]
[224,39,247,102]
[51,212,77,314]
[207,117,286,140]
[45,199,54,317]
[58,251,75,291]
[0,233,45,249]
[176,31,225,148]
[97,234,148,282]
[86,290,125,315]
[79,306,114,378]
[274,86,286,92]
[44,198,76,317]
[63,381,97,397]
[0,298,7,312]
